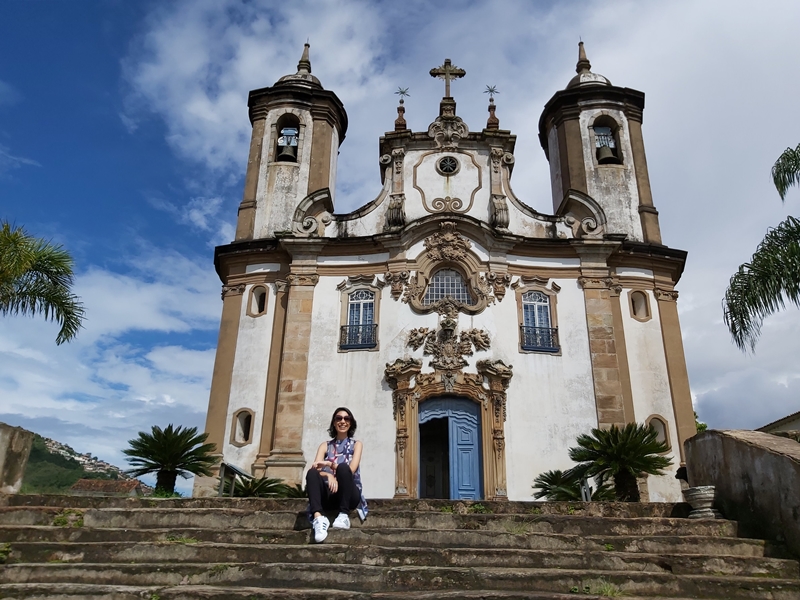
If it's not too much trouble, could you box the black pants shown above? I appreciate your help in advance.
[306,463,360,516]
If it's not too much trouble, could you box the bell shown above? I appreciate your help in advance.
[597,145,618,164]
[277,144,297,162]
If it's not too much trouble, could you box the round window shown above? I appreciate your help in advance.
[437,156,459,176]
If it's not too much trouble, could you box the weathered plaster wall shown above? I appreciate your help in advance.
[618,283,682,502]
[579,109,643,242]
[223,281,277,470]
[253,108,314,238]
[0,422,34,494]
[685,430,800,556]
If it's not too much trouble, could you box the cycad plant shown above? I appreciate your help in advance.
[124,424,217,494]
[724,144,800,351]
[568,423,672,502]
[0,220,85,344]
[231,477,307,498]
[532,469,615,501]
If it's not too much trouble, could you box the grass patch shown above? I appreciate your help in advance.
[209,563,232,575]
[0,543,11,564]
[528,506,543,515]
[52,509,84,528]
[164,534,198,544]
[439,505,455,514]
[502,520,530,535]
[603,543,615,551]
[467,503,491,514]
[570,578,623,597]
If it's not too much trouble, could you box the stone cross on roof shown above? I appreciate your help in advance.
[430,59,466,98]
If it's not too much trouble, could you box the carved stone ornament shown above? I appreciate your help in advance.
[221,283,246,299]
[392,148,405,175]
[407,318,491,372]
[384,194,407,231]
[293,212,332,237]
[564,215,603,239]
[655,288,679,302]
[424,221,471,262]
[486,272,512,302]
[428,112,469,148]
[336,274,375,292]
[383,270,410,300]
[286,274,320,287]
[490,194,510,230]
[490,147,504,175]
[430,196,464,213]
[577,276,617,290]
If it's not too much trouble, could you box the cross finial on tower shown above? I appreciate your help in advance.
[430,58,466,98]
[576,41,591,74]
[297,42,312,74]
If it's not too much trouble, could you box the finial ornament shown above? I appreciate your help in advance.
[484,85,499,101]
[297,42,312,74]
[395,87,410,104]
[394,87,409,132]
[576,41,591,74]
[430,58,466,98]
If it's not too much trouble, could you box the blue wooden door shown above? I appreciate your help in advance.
[419,397,483,500]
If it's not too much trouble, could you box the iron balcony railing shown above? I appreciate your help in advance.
[340,324,378,350]
[520,326,560,352]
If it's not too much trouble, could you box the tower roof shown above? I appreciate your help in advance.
[276,43,322,88]
[566,42,611,89]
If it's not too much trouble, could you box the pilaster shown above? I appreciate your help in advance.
[575,243,628,429]
[264,239,325,484]
[193,284,245,497]
[655,285,696,463]
[235,117,266,241]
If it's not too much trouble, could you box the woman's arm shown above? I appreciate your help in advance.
[349,440,363,473]
[311,442,330,470]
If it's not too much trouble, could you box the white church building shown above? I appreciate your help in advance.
[194,44,696,502]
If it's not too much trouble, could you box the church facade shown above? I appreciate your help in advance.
[194,44,696,502]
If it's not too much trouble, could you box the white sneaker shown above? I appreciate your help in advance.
[331,513,351,529]
[312,515,330,543]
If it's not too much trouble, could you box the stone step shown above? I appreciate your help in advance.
[0,495,690,518]
[0,583,692,600]
[0,526,781,557]
[4,541,796,577]
[1,563,798,599]
[0,507,739,537]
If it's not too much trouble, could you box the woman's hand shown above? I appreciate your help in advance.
[312,460,332,470]
[325,472,338,493]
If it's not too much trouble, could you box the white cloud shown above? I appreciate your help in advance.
[0,144,40,176]
[0,79,22,107]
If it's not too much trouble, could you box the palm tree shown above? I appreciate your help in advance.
[230,476,307,498]
[0,221,85,344]
[123,424,217,494]
[532,469,615,501]
[568,423,672,502]
[723,144,800,351]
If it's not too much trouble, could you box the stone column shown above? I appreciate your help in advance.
[0,423,34,494]
[655,286,697,463]
[264,240,323,484]
[235,116,266,241]
[252,280,288,478]
[193,284,245,497]
[576,243,627,429]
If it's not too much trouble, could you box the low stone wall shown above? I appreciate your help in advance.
[685,430,800,556]
[0,422,34,494]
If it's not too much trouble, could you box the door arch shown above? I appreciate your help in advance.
[419,397,483,500]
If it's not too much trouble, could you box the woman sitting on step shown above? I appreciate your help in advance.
[306,407,368,543]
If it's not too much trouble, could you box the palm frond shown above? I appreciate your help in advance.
[532,468,614,501]
[772,144,800,200]
[0,220,85,344]
[723,215,800,351]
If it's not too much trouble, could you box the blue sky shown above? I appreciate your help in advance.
[2,0,800,493]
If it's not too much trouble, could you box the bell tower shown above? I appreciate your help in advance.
[538,42,662,244]
[234,44,348,241]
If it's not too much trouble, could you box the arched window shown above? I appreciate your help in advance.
[423,269,475,305]
[646,415,671,450]
[520,290,559,352]
[592,116,622,165]
[630,290,650,321]
[248,285,268,317]
[275,113,300,163]
[340,289,377,349]
[231,410,253,446]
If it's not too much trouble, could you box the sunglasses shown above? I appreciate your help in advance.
[334,415,351,423]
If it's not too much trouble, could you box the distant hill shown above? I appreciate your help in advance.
[21,434,144,494]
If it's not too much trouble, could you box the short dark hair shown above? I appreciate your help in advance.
[328,406,357,438]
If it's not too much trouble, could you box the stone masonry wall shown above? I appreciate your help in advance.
[0,422,34,494]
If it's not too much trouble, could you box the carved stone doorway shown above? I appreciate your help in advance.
[419,396,483,500]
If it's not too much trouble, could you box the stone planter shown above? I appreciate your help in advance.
[683,485,722,519]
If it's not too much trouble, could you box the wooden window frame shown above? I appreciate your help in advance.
[337,275,382,353]
[513,276,561,355]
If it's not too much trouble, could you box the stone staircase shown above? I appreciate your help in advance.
[0,495,798,599]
